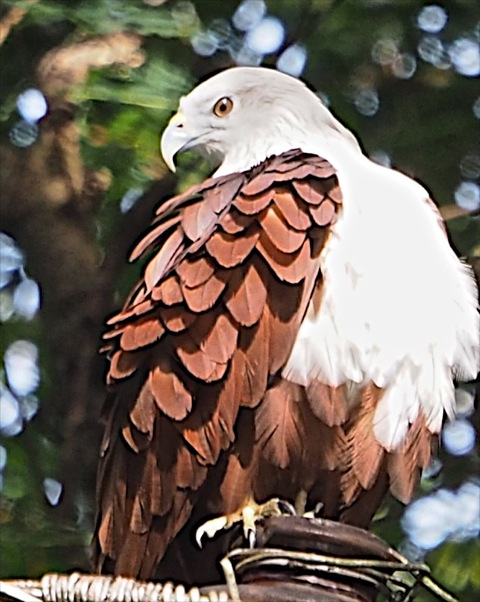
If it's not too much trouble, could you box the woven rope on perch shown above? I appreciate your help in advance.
[0,517,457,602]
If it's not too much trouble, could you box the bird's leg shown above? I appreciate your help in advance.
[294,489,308,515]
[196,497,295,548]
[295,489,324,518]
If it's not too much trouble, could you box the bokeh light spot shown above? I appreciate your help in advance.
[402,482,480,551]
[316,91,330,107]
[0,291,14,322]
[9,121,38,148]
[190,29,218,56]
[473,96,480,119]
[417,36,450,69]
[442,419,476,456]
[459,152,480,179]
[13,277,41,320]
[232,0,266,32]
[449,38,480,77]
[0,445,7,471]
[19,394,39,422]
[421,457,442,481]
[402,490,456,549]
[208,18,234,50]
[120,188,144,213]
[43,478,63,506]
[0,383,21,433]
[370,150,392,167]
[416,5,448,34]
[16,88,47,123]
[277,44,307,77]
[231,43,263,66]
[454,181,480,211]
[450,482,480,542]
[399,539,426,563]
[4,340,40,397]
[455,385,475,418]
[391,53,417,79]
[0,233,24,273]
[246,16,285,55]
[371,38,398,66]
[354,87,379,116]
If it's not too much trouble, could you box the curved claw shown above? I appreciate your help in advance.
[247,528,256,548]
[303,502,324,519]
[195,515,228,548]
[241,504,257,547]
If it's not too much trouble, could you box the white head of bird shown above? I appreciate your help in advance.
[161,66,361,177]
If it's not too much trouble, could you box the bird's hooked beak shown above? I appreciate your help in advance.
[160,112,195,173]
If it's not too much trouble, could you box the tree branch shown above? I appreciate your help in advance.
[0,31,173,537]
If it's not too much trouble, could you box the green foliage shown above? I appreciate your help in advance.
[405,541,480,602]
[430,541,480,597]
[0,425,87,577]
[448,215,480,257]
[75,0,200,37]
[3,0,199,36]
[77,52,193,183]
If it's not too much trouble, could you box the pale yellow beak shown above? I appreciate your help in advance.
[160,112,191,173]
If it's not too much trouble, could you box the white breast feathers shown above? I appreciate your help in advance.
[283,156,479,450]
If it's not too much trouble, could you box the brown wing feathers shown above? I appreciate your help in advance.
[95,149,434,579]
[95,150,343,577]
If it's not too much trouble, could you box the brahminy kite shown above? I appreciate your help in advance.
[94,67,479,579]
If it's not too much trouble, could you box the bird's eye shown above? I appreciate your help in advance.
[213,97,234,117]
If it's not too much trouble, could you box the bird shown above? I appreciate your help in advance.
[94,66,479,581]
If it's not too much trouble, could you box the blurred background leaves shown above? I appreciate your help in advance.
[0,0,478,599]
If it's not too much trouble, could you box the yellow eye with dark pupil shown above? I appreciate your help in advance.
[213,97,234,117]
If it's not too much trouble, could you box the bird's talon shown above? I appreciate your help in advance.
[278,500,297,516]
[195,497,294,550]
[195,516,228,547]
